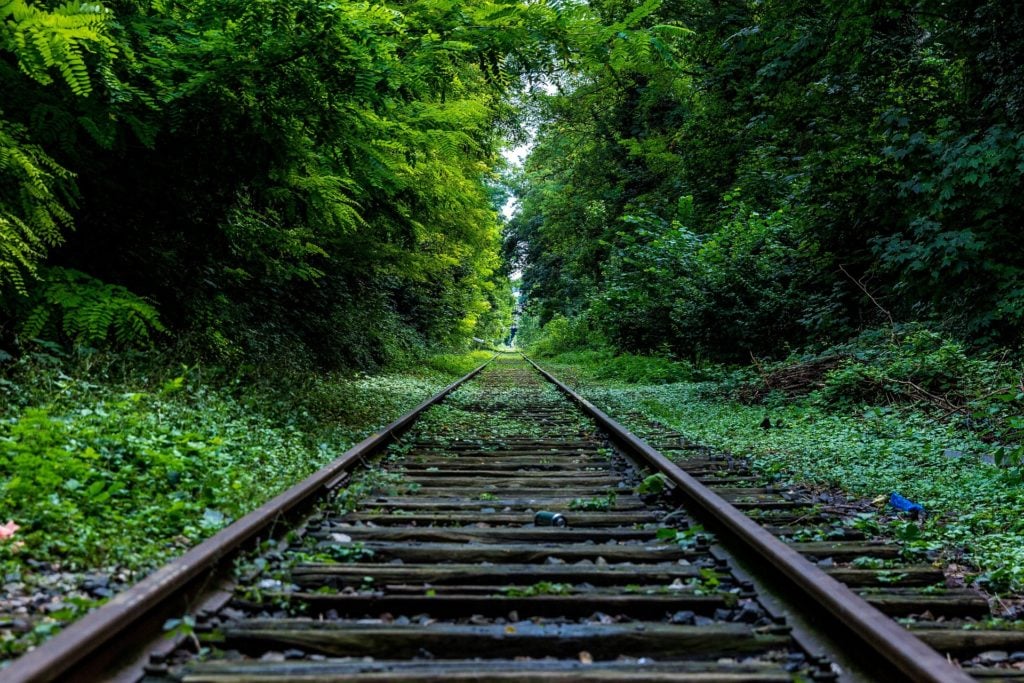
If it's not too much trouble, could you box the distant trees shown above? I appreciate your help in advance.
[508,0,1024,359]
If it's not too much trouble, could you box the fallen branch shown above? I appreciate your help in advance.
[737,355,846,403]
[879,376,967,414]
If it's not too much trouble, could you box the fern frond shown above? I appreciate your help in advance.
[0,119,77,292]
[20,267,164,347]
[2,0,113,95]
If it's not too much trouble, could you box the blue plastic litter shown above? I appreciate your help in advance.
[889,492,925,517]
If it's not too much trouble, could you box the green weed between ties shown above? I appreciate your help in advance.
[568,492,617,512]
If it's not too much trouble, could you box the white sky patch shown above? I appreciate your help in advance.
[503,142,533,166]
[501,197,519,219]
[499,78,557,220]
[500,143,529,219]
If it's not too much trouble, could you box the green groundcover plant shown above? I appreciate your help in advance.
[0,350,490,570]
[540,348,1024,594]
[0,348,491,663]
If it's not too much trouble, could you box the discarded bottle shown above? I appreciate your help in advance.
[534,511,567,527]
[889,492,925,519]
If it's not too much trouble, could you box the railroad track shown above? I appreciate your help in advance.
[3,355,1020,682]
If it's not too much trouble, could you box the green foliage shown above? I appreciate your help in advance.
[547,351,1024,592]
[4,0,595,362]
[636,472,668,495]
[598,197,820,357]
[508,0,1024,357]
[873,122,1024,340]
[568,491,616,511]
[502,581,572,597]
[0,0,116,292]
[319,542,375,564]
[656,524,706,549]
[0,349,481,571]
[851,556,889,570]
[0,118,74,294]
[528,313,599,357]
[990,397,1024,476]
[420,350,495,377]
[19,267,165,347]
[735,325,1003,409]
[818,327,998,406]
[2,0,112,95]
[335,468,416,513]
[131,0,527,363]
[534,349,691,385]
[0,366,337,568]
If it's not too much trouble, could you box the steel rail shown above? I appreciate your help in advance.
[524,355,974,683]
[1,357,495,683]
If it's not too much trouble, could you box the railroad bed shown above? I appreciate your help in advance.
[5,356,1021,682]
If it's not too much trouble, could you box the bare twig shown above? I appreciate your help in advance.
[749,350,771,390]
[839,264,896,338]
[880,376,967,414]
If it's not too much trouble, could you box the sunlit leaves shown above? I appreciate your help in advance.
[2,0,560,356]
[0,0,116,292]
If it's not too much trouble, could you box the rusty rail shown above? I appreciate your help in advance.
[524,355,974,683]
[2,354,983,682]
[0,357,494,683]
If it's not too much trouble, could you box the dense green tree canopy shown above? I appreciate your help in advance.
[3,0,1023,366]
[509,0,1024,360]
[2,0,582,364]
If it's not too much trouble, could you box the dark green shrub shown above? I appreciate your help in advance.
[529,314,602,357]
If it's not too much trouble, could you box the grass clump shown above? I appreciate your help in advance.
[543,350,692,385]
[418,350,495,377]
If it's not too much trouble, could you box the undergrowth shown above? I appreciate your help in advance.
[529,349,692,385]
[0,348,490,582]
[536,331,1024,593]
